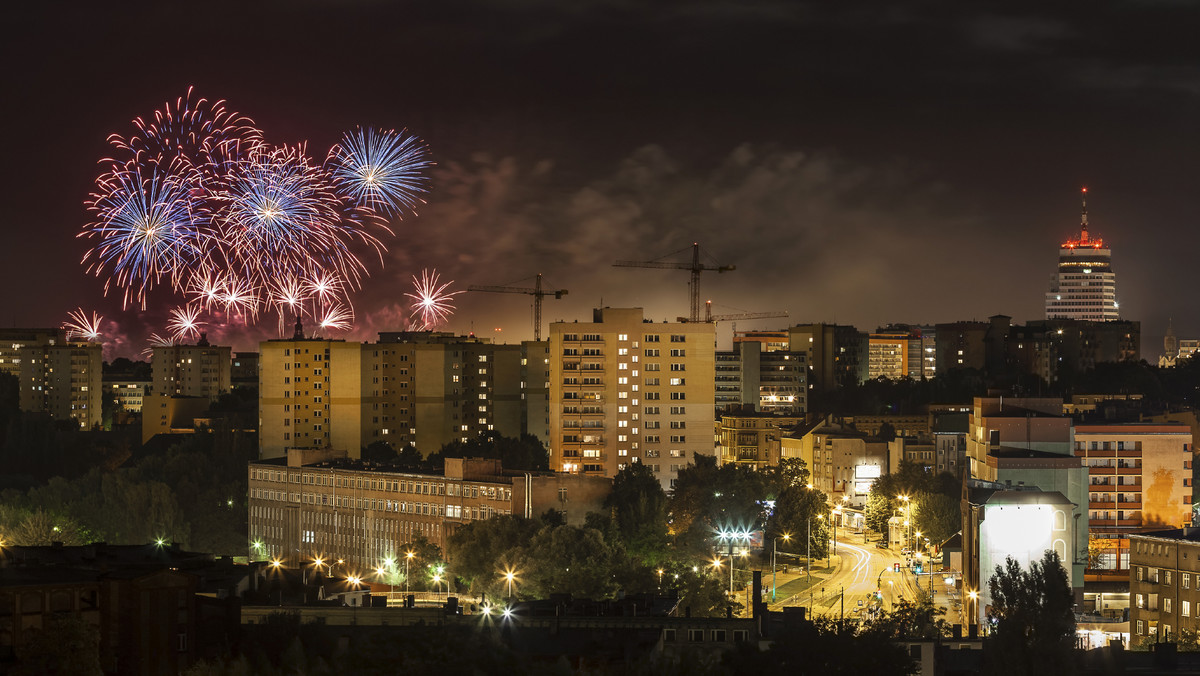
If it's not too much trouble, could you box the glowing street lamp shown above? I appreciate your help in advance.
[772,533,791,602]
[405,551,415,594]
[504,569,517,599]
[968,589,979,627]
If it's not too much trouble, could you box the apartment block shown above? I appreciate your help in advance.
[259,326,546,461]
[0,327,66,377]
[714,341,806,414]
[1129,528,1200,644]
[717,411,804,468]
[549,307,715,489]
[781,415,886,504]
[868,325,923,380]
[787,323,867,390]
[248,449,610,567]
[151,341,232,399]
[18,340,102,429]
[1077,424,1193,578]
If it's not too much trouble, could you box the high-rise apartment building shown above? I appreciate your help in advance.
[787,323,867,390]
[1076,423,1193,578]
[1045,188,1120,322]
[714,341,806,414]
[549,308,715,489]
[258,324,546,460]
[868,325,923,380]
[151,340,231,400]
[18,340,103,429]
[0,328,66,377]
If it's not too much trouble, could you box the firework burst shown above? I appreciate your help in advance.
[81,90,431,341]
[405,269,463,330]
[167,306,206,343]
[329,127,431,217]
[64,308,104,341]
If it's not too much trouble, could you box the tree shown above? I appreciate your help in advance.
[911,490,960,548]
[517,524,616,599]
[10,614,102,676]
[986,550,1076,675]
[868,597,949,640]
[864,491,893,537]
[668,453,771,556]
[428,433,549,471]
[445,514,539,593]
[674,568,741,618]
[765,484,831,560]
[398,534,445,591]
[605,462,669,564]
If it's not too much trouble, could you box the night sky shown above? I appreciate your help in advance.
[3,0,1198,358]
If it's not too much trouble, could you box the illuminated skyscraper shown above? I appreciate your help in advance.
[1045,188,1120,322]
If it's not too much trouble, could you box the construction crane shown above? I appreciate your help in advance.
[467,274,568,341]
[704,301,788,324]
[614,242,734,322]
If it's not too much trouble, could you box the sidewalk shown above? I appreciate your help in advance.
[767,554,842,609]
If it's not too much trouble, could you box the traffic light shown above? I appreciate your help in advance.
[893,562,900,573]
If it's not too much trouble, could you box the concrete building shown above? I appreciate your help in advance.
[1076,424,1193,580]
[888,435,935,472]
[781,415,886,505]
[964,396,1088,588]
[0,327,66,377]
[141,395,212,443]
[934,321,988,373]
[733,330,789,353]
[549,307,715,489]
[18,340,103,429]
[106,379,149,413]
[258,324,545,460]
[714,341,806,414]
[786,323,867,390]
[151,340,232,400]
[717,411,804,469]
[932,411,969,479]
[247,449,611,567]
[1129,528,1200,644]
[1045,189,1120,322]
[231,351,259,388]
[963,482,1083,625]
[868,325,923,381]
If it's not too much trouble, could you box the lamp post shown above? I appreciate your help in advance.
[405,551,414,595]
[505,570,516,599]
[657,568,664,591]
[772,533,791,602]
[968,589,979,628]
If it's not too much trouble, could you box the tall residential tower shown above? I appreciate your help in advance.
[1046,188,1120,322]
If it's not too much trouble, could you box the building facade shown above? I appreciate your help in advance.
[1129,528,1200,644]
[151,341,232,400]
[786,323,867,390]
[714,341,806,414]
[1077,424,1193,578]
[18,340,103,428]
[258,326,546,460]
[717,412,804,469]
[549,307,715,489]
[247,450,611,567]
[0,328,67,377]
[1045,188,1120,322]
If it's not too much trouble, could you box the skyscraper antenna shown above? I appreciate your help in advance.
[1080,186,1089,243]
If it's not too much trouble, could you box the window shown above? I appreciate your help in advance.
[1184,601,1192,618]
[1136,567,1143,581]
[1165,598,1173,614]
[1134,594,1144,609]
[711,629,727,642]
[1185,574,1191,590]
[733,629,749,642]
[688,629,705,642]
[670,335,685,342]
[664,629,677,642]
[1137,620,1144,635]
[670,392,685,400]
[670,349,686,357]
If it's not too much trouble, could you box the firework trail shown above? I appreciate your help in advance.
[63,309,104,341]
[80,90,432,341]
[405,269,463,330]
[316,304,354,334]
[167,306,206,343]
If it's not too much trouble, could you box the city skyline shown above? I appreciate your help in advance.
[3,1,1198,356]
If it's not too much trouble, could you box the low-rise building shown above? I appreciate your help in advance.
[781,416,886,504]
[248,449,611,568]
[717,411,804,469]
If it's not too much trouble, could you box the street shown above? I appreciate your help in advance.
[766,532,963,625]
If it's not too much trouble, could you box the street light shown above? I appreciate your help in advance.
[657,568,664,591]
[968,589,979,627]
[772,533,791,602]
[405,551,415,594]
[504,569,517,599]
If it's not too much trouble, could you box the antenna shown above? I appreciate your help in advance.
[1080,187,1089,243]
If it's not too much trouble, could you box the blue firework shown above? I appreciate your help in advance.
[328,126,431,217]
[82,163,209,308]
